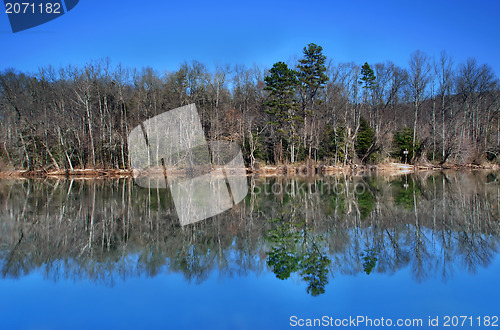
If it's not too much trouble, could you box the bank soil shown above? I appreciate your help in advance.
[1,162,498,179]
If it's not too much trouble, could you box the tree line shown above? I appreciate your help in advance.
[0,44,499,170]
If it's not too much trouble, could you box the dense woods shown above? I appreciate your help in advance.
[1,44,499,171]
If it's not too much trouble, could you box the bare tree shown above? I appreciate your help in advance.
[435,51,454,163]
[408,50,431,162]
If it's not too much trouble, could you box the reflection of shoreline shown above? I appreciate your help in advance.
[0,172,499,290]
[1,163,499,178]
[0,224,498,289]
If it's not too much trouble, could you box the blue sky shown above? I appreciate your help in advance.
[1,0,500,76]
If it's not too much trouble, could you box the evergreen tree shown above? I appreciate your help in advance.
[297,43,329,102]
[355,117,375,162]
[359,62,378,140]
[264,62,300,163]
[393,127,419,162]
[359,62,376,91]
[297,43,329,160]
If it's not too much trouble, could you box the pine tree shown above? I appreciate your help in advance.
[359,62,378,139]
[355,117,375,162]
[264,62,300,163]
[297,43,329,102]
[393,127,419,162]
[297,43,328,160]
[359,62,376,91]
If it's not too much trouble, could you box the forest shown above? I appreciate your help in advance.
[0,43,499,171]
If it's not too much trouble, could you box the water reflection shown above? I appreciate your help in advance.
[0,171,499,295]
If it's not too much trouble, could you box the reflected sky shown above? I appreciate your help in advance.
[2,259,499,329]
[0,171,499,329]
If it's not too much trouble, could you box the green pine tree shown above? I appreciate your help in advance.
[393,127,419,162]
[264,62,300,163]
[297,43,329,160]
[359,62,376,91]
[355,117,375,162]
[297,43,329,101]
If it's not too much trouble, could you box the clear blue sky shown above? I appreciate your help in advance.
[1,0,500,76]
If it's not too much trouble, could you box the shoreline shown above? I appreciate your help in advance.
[0,163,499,179]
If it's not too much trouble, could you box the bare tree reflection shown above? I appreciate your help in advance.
[0,171,499,296]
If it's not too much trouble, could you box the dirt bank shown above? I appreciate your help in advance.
[2,162,497,179]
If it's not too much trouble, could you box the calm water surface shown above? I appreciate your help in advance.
[1,171,499,329]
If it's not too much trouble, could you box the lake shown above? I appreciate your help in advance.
[0,171,499,329]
